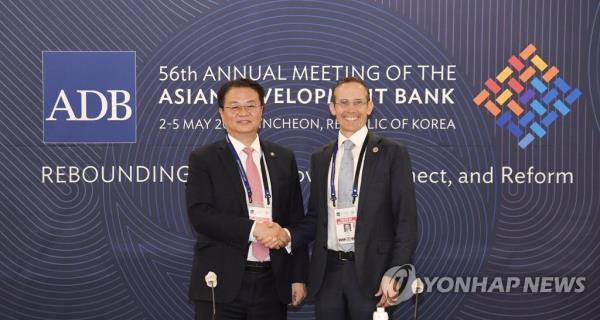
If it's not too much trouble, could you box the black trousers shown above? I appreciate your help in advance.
[195,268,286,320]
[315,255,395,320]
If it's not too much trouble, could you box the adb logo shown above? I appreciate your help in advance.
[473,44,582,149]
[43,51,136,143]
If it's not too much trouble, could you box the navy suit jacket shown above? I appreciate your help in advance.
[185,138,308,303]
[290,132,418,299]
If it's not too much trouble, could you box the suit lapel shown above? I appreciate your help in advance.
[357,133,381,217]
[216,139,248,217]
[319,142,335,219]
[261,141,280,221]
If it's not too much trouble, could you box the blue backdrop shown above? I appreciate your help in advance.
[0,0,598,319]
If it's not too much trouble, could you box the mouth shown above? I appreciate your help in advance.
[342,115,359,122]
[236,120,252,124]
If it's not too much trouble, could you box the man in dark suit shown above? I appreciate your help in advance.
[186,79,308,319]
[289,77,418,319]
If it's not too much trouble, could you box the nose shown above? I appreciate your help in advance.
[237,107,252,116]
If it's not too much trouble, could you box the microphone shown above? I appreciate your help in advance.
[205,272,217,320]
[205,271,217,288]
[411,278,424,320]
[372,307,389,320]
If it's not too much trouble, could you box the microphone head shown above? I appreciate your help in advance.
[411,278,424,294]
[205,271,217,288]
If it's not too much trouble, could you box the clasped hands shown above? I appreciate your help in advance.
[253,221,290,249]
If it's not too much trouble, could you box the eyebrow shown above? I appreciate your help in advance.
[229,99,258,104]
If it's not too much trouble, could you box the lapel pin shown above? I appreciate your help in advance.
[373,146,379,153]
[270,152,275,157]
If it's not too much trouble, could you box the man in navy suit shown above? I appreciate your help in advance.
[186,79,308,319]
[290,77,418,319]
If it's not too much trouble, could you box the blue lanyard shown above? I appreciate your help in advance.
[225,136,272,206]
[329,135,369,207]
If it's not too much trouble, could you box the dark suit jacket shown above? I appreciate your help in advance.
[185,138,308,304]
[290,132,418,299]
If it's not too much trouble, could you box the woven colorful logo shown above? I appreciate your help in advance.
[473,44,582,149]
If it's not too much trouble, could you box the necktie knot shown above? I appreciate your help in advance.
[243,146,254,156]
[342,140,355,151]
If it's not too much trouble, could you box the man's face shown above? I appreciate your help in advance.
[218,87,263,138]
[329,82,373,137]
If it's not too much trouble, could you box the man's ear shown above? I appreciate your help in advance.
[367,100,374,116]
[329,102,337,116]
[218,107,227,129]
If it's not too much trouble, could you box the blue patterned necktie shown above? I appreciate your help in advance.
[338,139,356,208]
[337,140,355,252]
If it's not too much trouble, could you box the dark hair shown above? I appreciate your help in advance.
[217,78,265,108]
[331,77,371,102]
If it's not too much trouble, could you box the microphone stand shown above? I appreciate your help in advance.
[211,286,216,320]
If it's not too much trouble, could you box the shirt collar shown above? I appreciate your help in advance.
[228,134,261,156]
[337,126,368,150]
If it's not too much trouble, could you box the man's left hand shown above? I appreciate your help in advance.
[290,282,307,307]
[374,275,400,308]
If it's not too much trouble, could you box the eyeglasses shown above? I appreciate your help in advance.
[334,99,368,108]
[223,104,261,114]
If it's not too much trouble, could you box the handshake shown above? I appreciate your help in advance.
[253,221,290,249]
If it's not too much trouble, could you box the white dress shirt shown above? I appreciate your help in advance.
[227,134,291,260]
[326,126,368,251]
